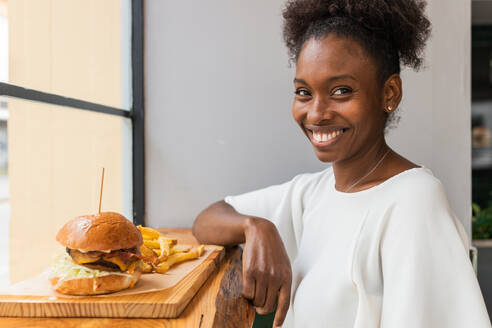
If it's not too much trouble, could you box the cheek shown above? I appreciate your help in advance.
[291,102,305,123]
[343,96,380,127]
[330,100,365,128]
[345,106,366,125]
[349,107,385,142]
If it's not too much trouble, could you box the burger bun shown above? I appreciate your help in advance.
[56,211,143,253]
[50,270,141,296]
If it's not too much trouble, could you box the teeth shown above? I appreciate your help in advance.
[312,129,344,143]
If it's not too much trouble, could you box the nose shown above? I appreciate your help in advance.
[306,97,334,123]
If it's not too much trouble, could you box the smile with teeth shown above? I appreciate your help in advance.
[312,129,345,142]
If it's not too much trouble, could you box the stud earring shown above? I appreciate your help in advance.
[387,106,393,112]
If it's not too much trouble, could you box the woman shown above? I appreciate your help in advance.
[193,0,491,327]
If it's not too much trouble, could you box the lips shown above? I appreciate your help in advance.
[304,124,349,148]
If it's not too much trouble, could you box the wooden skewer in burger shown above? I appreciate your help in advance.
[49,168,144,295]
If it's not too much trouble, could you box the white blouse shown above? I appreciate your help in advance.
[225,167,491,328]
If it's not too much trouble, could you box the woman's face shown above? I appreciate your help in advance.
[292,34,387,163]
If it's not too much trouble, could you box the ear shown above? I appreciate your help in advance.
[382,74,402,114]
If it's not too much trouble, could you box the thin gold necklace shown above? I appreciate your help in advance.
[343,148,391,193]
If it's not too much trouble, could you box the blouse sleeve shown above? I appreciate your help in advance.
[224,173,319,262]
[380,179,491,328]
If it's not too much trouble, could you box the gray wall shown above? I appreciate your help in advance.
[145,0,472,238]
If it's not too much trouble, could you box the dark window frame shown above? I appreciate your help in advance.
[0,0,145,226]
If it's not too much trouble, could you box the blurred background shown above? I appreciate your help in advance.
[0,0,490,320]
[471,0,492,317]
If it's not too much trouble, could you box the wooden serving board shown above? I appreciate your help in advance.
[0,245,225,318]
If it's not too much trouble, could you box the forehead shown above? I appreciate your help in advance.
[296,34,376,82]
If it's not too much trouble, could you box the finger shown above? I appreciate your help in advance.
[253,278,267,308]
[256,280,280,315]
[273,284,291,327]
[241,272,255,300]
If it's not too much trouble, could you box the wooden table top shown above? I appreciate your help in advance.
[0,228,256,328]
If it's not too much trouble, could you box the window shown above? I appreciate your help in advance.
[0,0,144,285]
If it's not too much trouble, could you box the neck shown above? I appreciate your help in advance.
[333,137,390,192]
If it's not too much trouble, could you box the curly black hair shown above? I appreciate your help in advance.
[282,0,431,129]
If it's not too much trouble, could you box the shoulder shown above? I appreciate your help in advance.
[266,166,333,210]
[291,165,333,186]
[368,168,469,253]
[376,167,455,233]
[290,166,334,197]
[380,168,462,238]
[385,167,448,208]
[225,167,332,206]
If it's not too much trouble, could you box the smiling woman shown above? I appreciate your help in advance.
[192,0,491,327]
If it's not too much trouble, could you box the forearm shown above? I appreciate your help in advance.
[194,200,291,326]
[192,200,252,246]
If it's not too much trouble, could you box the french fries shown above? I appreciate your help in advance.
[142,239,160,249]
[139,261,153,273]
[136,226,205,274]
[153,244,192,256]
[157,236,171,262]
[142,238,177,249]
[137,225,161,240]
[140,244,157,257]
[154,245,205,274]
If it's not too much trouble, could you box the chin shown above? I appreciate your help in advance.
[313,149,338,163]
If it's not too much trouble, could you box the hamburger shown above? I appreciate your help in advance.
[49,211,144,295]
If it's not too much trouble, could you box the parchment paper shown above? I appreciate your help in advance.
[0,246,220,299]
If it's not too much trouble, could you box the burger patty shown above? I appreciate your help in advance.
[82,260,122,272]
[66,247,141,272]
[66,248,102,261]
[65,247,139,258]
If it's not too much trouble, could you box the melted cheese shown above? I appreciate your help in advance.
[103,255,128,271]
[70,250,102,264]
[127,260,139,274]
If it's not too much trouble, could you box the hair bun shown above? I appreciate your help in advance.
[283,0,431,71]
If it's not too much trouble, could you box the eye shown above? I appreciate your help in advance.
[332,87,352,96]
[295,89,311,97]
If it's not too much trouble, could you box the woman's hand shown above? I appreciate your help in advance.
[192,201,291,326]
[242,217,292,328]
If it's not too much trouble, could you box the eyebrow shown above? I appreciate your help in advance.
[294,74,357,84]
